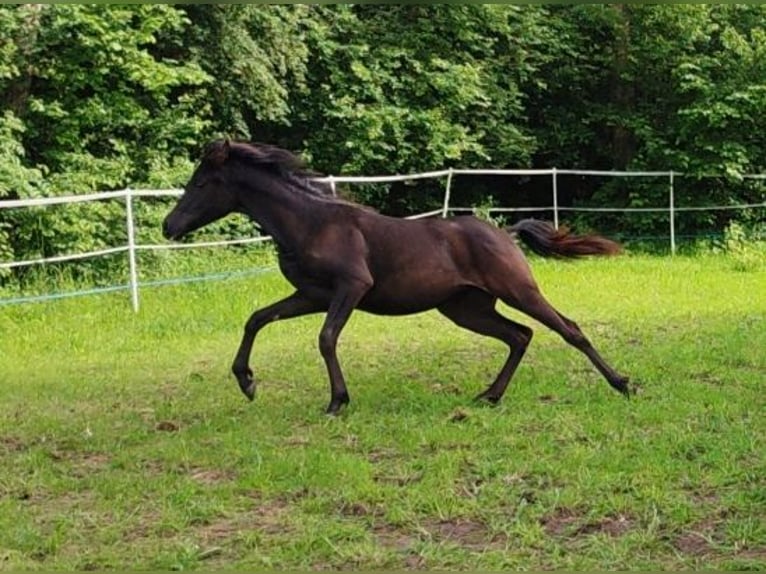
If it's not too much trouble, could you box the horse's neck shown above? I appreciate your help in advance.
[239,174,328,251]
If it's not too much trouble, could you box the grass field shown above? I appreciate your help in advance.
[0,254,764,570]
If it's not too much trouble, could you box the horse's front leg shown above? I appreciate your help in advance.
[319,278,372,415]
[232,292,323,400]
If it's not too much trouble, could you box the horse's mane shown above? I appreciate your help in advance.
[203,139,335,198]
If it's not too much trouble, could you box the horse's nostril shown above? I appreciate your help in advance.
[162,219,173,240]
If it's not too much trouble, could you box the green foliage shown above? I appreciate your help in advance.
[180,5,312,136]
[673,6,766,177]
[1,4,766,280]
[297,5,541,173]
[0,4,212,281]
[471,195,507,228]
[526,5,766,238]
[23,4,211,191]
[716,220,766,272]
[285,5,546,211]
[0,112,39,259]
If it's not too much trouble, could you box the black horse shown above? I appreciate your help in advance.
[163,140,630,414]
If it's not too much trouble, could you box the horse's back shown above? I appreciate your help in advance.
[353,212,523,314]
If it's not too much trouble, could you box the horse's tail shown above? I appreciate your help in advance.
[508,219,622,258]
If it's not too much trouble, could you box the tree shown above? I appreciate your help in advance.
[180,4,312,139]
[526,5,766,238]
[19,4,211,192]
[274,5,553,213]
[0,5,211,276]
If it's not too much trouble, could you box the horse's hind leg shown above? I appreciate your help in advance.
[555,309,630,395]
[438,289,533,404]
[503,287,630,397]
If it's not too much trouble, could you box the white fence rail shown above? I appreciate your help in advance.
[1,168,764,311]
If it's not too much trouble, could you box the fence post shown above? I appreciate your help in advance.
[442,168,453,218]
[125,188,140,312]
[552,167,559,229]
[669,170,676,255]
[328,175,337,197]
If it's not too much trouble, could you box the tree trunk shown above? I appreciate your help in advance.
[610,4,636,170]
[5,4,45,116]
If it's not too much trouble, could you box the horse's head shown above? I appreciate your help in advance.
[162,139,240,240]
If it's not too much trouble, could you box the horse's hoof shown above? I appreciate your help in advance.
[474,392,500,406]
[325,393,350,416]
[242,383,256,401]
[233,367,257,401]
[325,403,344,416]
[610,376,631,398]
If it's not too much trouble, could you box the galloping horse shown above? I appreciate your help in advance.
[163,140,630,414]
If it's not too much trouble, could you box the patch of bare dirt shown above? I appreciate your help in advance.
[371,517,506,566]
[135,458,167,476]
[188,468,236,485]
[672,517,719,556]
[448,407,470,423]
[541,507,583,536]
[736,547,766,560]
[430,382,462,395]
[372,523,418,552]
[124,492,294,547]
[37,448,112,478]
[403,553,427,569]
[366,447,400,463]
[456,476,485,499]
[155,420,180,432]
[577,514,635,537]
[67,453,111,478]
[670,516,766,561]
[195,517,241,545]
[674,531,714,556]
[687,488,720,506]
[373,471,424,487]
[541,508,635,539]
[695,370,725,386]
[176,498,296,553]
[420,517,506,550]
[0,435,26,453]
[284,435,310,446]
[123,509,165,543]
[337,501,386,518]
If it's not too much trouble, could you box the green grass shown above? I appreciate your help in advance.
[0,254,764,570]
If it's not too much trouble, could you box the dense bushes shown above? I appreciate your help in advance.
[0,4,765,280]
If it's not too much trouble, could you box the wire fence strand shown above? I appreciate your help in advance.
[1,168,764,309]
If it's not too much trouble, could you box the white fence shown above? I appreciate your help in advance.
[1,168,764,311]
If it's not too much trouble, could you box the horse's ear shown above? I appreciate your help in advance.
[207,138,231,167]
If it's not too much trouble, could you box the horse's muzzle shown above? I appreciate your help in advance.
[162,218,178,241]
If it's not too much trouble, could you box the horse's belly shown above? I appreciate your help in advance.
[357,281,464,316]
[279,250,473,315]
